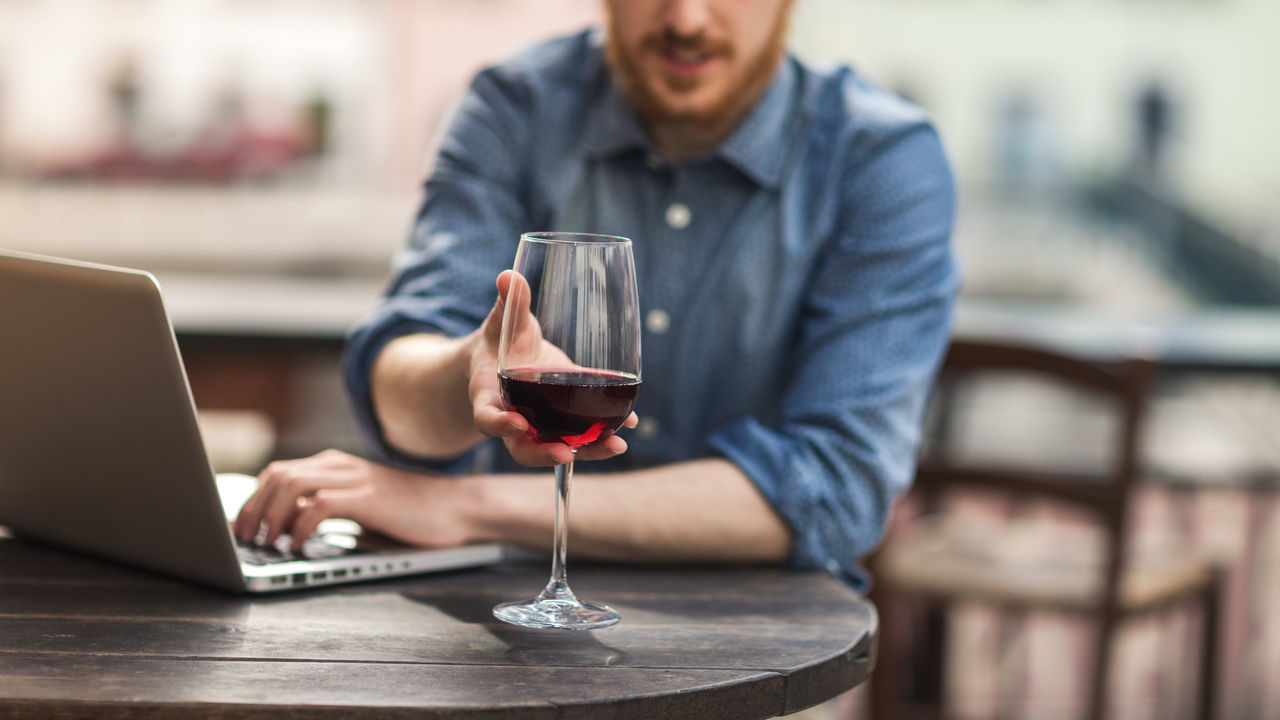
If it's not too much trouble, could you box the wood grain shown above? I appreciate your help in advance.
[0,534,875,719]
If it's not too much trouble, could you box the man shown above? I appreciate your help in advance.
[234,0,959,588]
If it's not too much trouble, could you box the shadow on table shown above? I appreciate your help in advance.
[407,590,632,667]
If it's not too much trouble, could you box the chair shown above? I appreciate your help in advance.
[869,338,1223,720]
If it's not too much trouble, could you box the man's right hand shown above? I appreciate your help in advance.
[233,449,482,552]
[467,270,636,467]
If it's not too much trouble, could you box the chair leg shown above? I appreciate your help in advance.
[1085,614,1118,720]
[868,587,898,720]
[918,603,948,710]
[867,593,948,720]
[993,610,1030,718]
[1197,569,1222,720]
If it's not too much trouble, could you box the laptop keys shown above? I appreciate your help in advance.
[236,534,355,566]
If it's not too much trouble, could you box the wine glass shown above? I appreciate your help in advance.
[492,231,641,630]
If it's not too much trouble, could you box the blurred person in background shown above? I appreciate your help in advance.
[235,0,959,589]
[1133,79,1176,186]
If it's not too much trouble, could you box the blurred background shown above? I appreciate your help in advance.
[0,0,1276,718]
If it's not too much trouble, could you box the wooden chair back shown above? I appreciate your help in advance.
[872,338,1221,720]
[916,337,1155,614]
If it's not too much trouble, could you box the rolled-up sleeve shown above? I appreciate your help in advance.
[707,123,959,582]
[344,67,533,468]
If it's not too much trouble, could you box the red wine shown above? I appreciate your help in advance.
[499,367,640,448]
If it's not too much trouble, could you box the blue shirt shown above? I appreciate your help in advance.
[344,30,959,586]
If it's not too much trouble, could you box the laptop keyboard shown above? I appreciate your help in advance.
[236,535,356,566]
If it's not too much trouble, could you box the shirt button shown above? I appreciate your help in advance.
[665,202,691,230]
[645,308,671,335]
[635,416,659,440]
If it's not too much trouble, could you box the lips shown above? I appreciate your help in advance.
[656,45,718,77]
[665,46,710,65]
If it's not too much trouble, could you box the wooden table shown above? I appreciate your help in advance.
[0,533,875,719]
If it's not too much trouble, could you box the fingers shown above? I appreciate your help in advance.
[479,405,622,466]
[500,432,628,466]
[502,434,576,466]
[472,269,535,440]
[474,267,633,468]
[234,450,360,546]
[257,471,347,547]
[288,489,365,552]
[575,433,628,462]
[498,270,533,320]
[480,270,515,345]
[235,459,292,541]
[482,270,536,342]
[234,475,277,542]
[473,396,528,438]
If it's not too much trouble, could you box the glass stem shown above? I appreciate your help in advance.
[542,451,576,602]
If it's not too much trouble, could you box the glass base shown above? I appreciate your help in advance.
[493,592,620,630]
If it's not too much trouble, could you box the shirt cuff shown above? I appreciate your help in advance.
[706,416,872,592]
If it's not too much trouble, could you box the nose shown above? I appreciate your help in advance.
[663,0,710,38]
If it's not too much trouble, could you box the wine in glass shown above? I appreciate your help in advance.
[492,231,641,630]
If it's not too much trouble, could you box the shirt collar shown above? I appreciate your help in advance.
[715,59,796,189]
[586,58,799,189]
[583,76,653,160]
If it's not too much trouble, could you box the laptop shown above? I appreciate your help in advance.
[0,249,504,593]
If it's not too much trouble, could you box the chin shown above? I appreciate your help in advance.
[649,88,729,125]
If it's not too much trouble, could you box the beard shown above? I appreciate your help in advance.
[603,8,789,135]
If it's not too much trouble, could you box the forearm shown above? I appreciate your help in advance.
[370,333,481,459]
[466,458,793,564]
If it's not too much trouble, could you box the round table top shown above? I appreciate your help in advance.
[0,534,876,719]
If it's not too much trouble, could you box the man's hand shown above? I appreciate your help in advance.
[233,449,481,552]
[467,270,637,467]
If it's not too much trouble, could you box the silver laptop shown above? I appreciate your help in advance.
[0,249,503,593]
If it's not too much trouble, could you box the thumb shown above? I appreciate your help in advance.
[481,270,516,345]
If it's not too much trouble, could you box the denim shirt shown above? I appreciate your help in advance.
[344,30,960,586]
